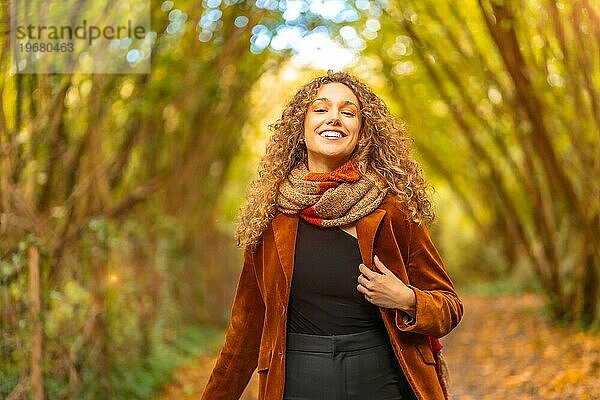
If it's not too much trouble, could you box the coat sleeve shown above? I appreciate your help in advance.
[394,218,463,338]
[201,248,265,400]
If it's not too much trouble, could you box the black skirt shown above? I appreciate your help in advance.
[284,329,417,400]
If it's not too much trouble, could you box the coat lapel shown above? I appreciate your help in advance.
[356,209,386,269]
[271,213,299,285]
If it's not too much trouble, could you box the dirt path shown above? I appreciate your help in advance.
[157,294,600,399]
[443,294,599,399]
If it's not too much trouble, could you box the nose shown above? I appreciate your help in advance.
[326,115,341,125]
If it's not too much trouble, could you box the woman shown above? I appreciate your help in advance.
[201,70,463,400]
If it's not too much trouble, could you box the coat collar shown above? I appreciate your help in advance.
[271,213,299,285]
[271,209,387,284]
[356,209,386,268]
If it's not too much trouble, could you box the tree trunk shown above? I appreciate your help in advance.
[28,246,44,400]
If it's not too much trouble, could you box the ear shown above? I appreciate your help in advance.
[358,127,367,145]
[359,124,366,139]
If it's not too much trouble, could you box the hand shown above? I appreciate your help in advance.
[357,255,416,317]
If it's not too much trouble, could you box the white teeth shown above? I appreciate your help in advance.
[320,130,343,138]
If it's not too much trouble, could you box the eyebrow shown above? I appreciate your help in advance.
[311,97,359,109]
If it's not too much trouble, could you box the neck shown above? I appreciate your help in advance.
[306,155,352,173]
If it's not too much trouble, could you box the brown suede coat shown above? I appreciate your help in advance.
[201,194,463,400]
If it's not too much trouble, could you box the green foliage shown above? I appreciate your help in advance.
[39,326,222,400]
[0,371,19,397]
[0,211,221,399]
[45,281,91,338]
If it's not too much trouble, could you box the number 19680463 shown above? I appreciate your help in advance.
[19,42,74,53]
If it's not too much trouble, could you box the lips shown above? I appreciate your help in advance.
[318,129,347,139]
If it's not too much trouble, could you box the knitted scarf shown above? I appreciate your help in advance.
[276,158,387,226]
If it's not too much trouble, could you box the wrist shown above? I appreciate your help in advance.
[397,286,416,317]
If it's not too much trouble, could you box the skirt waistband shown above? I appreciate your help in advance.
[286,329,390,354]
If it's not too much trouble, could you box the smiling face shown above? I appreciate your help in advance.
[303,82,362,172]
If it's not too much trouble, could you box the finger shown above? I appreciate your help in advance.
[357,274,370,288]
[358,263,378,279]
[356,283,370,295]
[373,255,391,275]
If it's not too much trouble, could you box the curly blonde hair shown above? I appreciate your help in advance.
[235,70,434,248]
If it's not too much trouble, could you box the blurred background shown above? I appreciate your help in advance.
[1,0,599,399]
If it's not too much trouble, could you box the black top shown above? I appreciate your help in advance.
[286,218,386,335]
